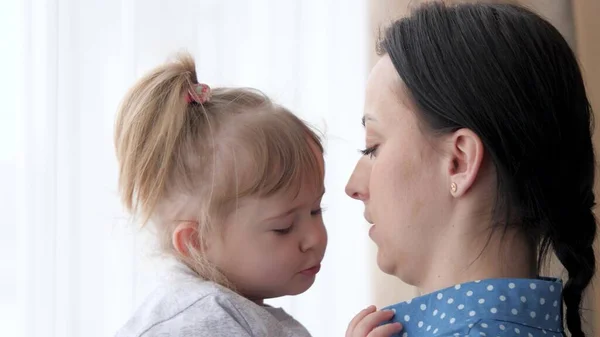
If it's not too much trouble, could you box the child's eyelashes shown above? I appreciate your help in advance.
[359,145,379,158]
[273,208,324,235]
[273,226,293,235]
[311,207,325,216]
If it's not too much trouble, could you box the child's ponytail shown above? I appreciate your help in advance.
[115,53,198,225]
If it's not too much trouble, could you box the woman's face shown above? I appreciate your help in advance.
[345,55,453,285]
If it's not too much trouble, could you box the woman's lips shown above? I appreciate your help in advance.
[369,224,375,237]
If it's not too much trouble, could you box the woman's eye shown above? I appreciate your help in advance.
[360,145,379,158]
[273,226,293,235]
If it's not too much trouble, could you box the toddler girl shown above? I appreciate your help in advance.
[114,53,327,337]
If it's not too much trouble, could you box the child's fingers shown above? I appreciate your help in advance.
[353,309,396,337]
[367,322,403,337]
[347,306,377,335]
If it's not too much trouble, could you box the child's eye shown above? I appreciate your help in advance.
[273,226,293,235]
[359,145,379,158]
[311,207,324,216]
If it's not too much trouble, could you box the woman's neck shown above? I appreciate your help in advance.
[415,226,537,295]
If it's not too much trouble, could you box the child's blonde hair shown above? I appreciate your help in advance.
[114,52,324,286]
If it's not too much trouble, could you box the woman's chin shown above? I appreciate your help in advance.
[376,249,416,285]
[376,248,397,276]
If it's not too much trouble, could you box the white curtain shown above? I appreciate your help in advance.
[0,0,371,336]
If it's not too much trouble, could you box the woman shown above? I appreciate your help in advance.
[344,3,596,337]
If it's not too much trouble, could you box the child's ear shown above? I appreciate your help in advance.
[172,221,202,256]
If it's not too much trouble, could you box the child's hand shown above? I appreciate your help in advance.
[345,305,403,337]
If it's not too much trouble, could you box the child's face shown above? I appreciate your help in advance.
[207,182,327,302]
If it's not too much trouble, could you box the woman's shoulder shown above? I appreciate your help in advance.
[384,278,564,337]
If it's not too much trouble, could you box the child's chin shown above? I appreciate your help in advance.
[264,276,317,298]
[285,278,316,296]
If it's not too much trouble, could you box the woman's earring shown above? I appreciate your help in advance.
[450,182,457,194]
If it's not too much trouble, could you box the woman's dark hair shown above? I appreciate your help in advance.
[380,2,596,336]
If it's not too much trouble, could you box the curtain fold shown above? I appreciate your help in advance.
[2,1,372,336]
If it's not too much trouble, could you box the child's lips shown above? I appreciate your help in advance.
[300,264,321,276]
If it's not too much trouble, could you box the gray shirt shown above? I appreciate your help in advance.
[115,263,312,337]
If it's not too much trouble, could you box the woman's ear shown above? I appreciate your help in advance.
[446,128,485,197]
[172,221,201,256]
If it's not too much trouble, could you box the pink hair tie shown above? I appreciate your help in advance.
[186,83,212,104]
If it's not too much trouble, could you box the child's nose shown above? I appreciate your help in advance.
[300,220,327,253]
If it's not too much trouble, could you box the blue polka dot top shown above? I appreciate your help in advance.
[384,278,563,337]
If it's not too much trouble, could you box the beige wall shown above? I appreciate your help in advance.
[573,0,600,334]
[368,0,600,334]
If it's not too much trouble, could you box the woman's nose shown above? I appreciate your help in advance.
[345,158,370,201]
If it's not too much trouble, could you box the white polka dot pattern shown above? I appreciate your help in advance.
[381,278,564,337]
